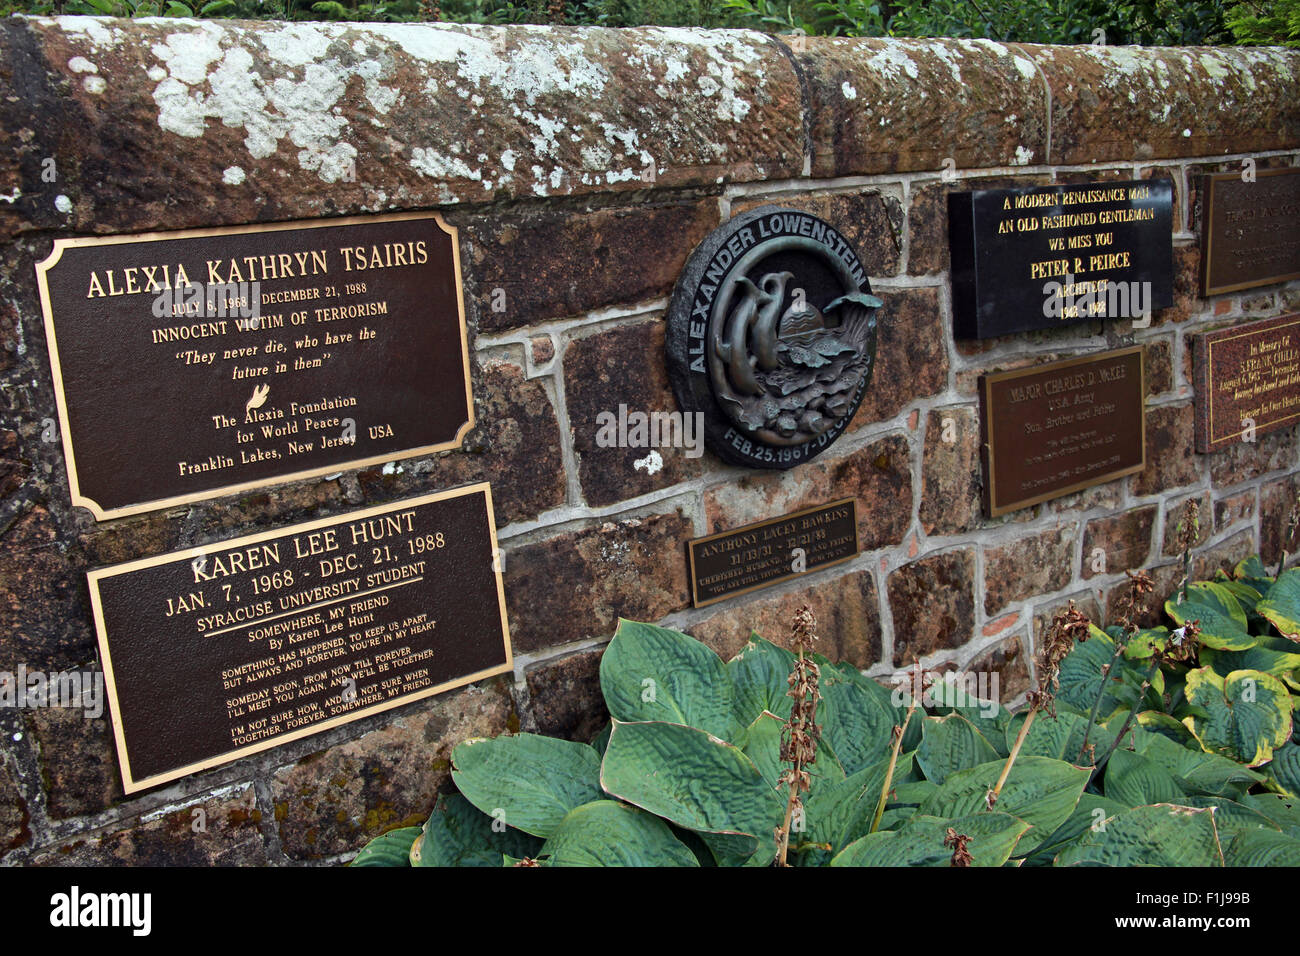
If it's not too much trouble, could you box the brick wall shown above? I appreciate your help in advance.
[1,17,1298,863]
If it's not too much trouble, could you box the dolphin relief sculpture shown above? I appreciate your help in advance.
[668,207,882,469]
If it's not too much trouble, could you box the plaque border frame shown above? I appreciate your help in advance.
[980,346,1147,517]
[1200,168,1300,297]
[87,482,513,794]
[35,211,475,521]
[686,498,860,608]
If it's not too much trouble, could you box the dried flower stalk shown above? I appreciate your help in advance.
[991,601,1089,807]
[774,605,821,867]
[870,658,929,834]
[1077,570,1153,761]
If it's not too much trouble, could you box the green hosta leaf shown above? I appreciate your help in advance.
[830,812,1029,867]
[1166,593,1256,651]
[1216,579,1265,619]
[1007,708,1119,765]
[200,0,236,12]
[879,779,936,831]
[916,713,999,785]
[740,710,785,791]
[600,719,782,866]
[411,793,543,867]
[539,800,699,867]
[1179,796,1281,840]
[591,721,612,757]
[1221,827,1300,865]
[919,755,1091,855]
[451,734,602,838]
[1020,793,1127,866]
[1202,639,1300,686]
[163,0,193,14]
[1056,804,1224,866]
[821,676,896,776]
[1266,739,1300,796]
[1242,793,1300,834]
[1235,554,1271,581]
[827,665,922,750]
[1182,668,1293,767]
[1186,582,1250,628]
[1135,711,1196,746]
[1058,627,1163,718]
[726,635,796,726]
[1132,729,1265,796]
[601,620,740,742]
[1103,748,1185,807]
[927,679,1013,755]
[825,662,899,710]
[1123,627,1172,661]
[349,826,420,867]
[803,752,914,860]
[1258,568,1300,640]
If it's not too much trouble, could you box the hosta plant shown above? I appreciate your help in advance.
[352,571,1300,866]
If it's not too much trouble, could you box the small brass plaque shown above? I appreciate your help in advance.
[36,212,472,520]
[89,484,511,793]
[980,347,1146,516]
[687,499,859,608]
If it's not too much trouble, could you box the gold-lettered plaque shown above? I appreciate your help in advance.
[89,484,511,793]
[36,212,473,520]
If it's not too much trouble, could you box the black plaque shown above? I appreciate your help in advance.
[1193,313,1300,452]
[36,212,472,520]
[1200,168,1300,296]
[950,179,1174,339]
[687,499,859,607]
[980,347,1146,516]
[88,484,510,793]
[666,207,881,469]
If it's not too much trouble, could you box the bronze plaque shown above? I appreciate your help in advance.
[1200,168,1300,296]
[1193,313,1300,453]
[980,347,1145,517]
[687,499,859,607]
[88,484,511,793]
[36,212,472,520]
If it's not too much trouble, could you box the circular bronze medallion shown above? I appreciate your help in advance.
[666,206,882,469]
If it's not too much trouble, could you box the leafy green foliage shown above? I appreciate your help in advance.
[538,800,700,866]
[348,825,421,866]
[830,812,1029,867]
[600,717,782,865]
[410,793,543,866]
[918,756,1091,855]
[1181,667,1293,766]
[599,619,742,742]
[1056,804,1226,866]
[354,555,1300,865]
[1,0,1239,47]
[450,733,603,837]
[1226,0,1300,47]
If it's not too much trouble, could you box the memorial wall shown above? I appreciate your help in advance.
[0,16,1298,863]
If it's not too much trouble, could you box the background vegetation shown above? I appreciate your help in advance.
[1,0,1296,48]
